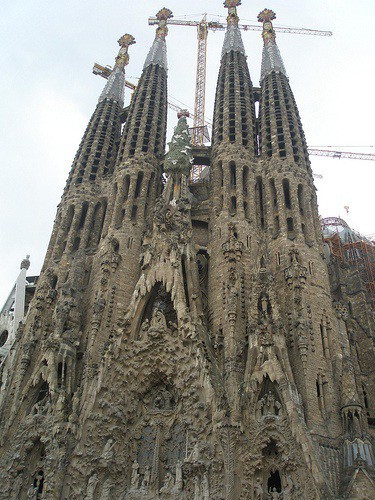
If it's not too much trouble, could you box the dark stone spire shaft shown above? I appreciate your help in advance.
[116,8,172,164]
[65,35,135,189]
[211,1,257,153]
[258,9,310,170]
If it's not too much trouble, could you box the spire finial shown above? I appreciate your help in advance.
[155,8,173,38]
[258,8,277,44]
[114,34,136,71]
[144,8,173,69]
[258,8,287,81]
[224,0,241,27]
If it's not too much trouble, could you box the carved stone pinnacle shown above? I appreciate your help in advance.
[156,8,173,21]
[118,34,136,48]
[257,8,276,24]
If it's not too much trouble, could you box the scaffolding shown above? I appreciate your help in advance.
[322,217,375,309]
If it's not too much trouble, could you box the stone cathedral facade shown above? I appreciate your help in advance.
[0,2,374,499]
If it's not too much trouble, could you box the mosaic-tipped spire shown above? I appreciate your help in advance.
[258,9,287,80]
[222,0,245,57]
[212,0,257,152]
[144,7,173,70]
[99,34,136,105]
[116,9,172,163]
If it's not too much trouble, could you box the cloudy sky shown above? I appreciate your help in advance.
[1,0,374,303]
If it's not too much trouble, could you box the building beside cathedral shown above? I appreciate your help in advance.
[0,2,374,498]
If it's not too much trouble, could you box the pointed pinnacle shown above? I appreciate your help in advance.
[155,7,173,38]
[258,9,277,44]
[224,0,241,26]
[114,34,136,70]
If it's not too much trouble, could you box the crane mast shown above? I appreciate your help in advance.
[192,17,208,146]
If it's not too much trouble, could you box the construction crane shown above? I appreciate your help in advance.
[307,148,375,161]
[148,15,332,146]
[93,63,136,91]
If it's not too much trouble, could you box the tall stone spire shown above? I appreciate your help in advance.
[116,8,172,163]
[212,0,257,152]
[221,0,246,57]
[258,9,310,169]
[143,7,172,70]
[258,9,287,81]
[45,35,135,266]
[99,33,136,105]
[65,35,135,188]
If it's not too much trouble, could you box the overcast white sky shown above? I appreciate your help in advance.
[1,0,374,303]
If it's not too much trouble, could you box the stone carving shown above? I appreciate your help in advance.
[100,438,115,462]
[254,477,264,499]
[268,486,281,498]
[202,474,210,499]
[141,466,151,490]
[148,307,169,337]
[256,391,282,419]
[131,460,140,490]
[283,475,295,498]
[159,471,174,494]
[100,479,112,499]
[85,474,99,499]
[175,460,183,491]
[187,441,201,462]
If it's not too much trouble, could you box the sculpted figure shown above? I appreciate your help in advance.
[202,474,210,499]
[175,460,183,491]
[159,471,174,493]
[131,461,140,490]
[141,466,150,489]
[27,484,38,498]
[85,474,98,499]
[254,477,264,499]
[188,441,200,462]
[193,476,201,500]
[269,486,280,499]
[150,307,168,331]
[101,438,115,461]
[283,475,294,498]
[100,479,112,500]
[256,398,265,419]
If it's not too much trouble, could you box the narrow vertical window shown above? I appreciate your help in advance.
[297,184,304,215]
[243,166,249,196]
[283,179,291,209]
[230,162,236,188]
[134,171,144,198]
[255,177,265,229]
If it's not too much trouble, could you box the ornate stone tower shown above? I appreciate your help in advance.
[0,2,374,499]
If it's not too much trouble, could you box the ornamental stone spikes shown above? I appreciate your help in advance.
[224,0,241,27]
[114,34,136,71]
